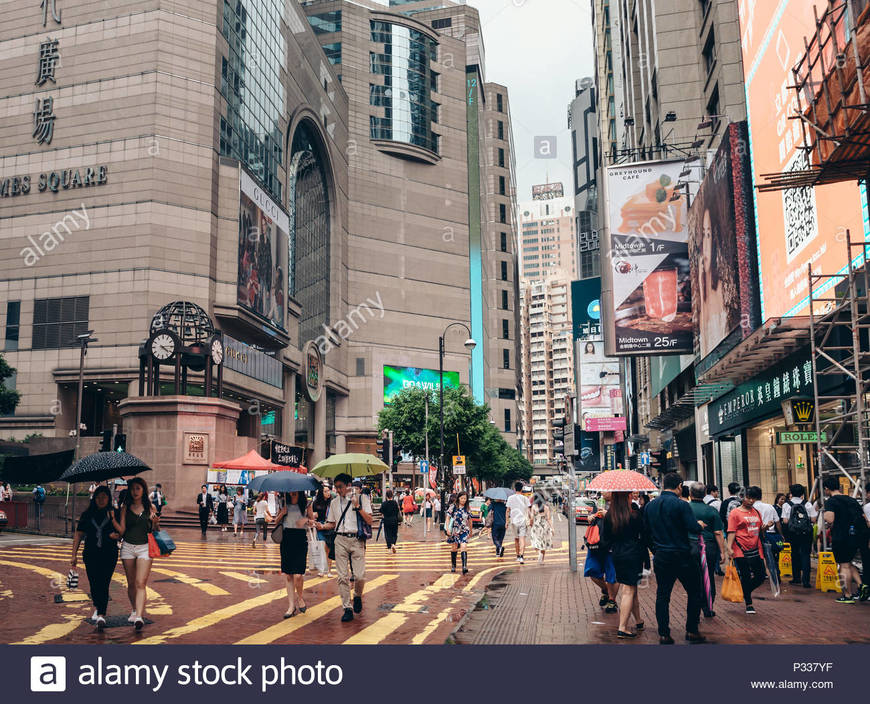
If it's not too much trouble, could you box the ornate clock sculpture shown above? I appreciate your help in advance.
[138,301,224,398]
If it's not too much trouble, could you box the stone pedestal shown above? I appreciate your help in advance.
[118,396,241,507]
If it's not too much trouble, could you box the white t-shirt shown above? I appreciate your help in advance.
[506,493,530,526]
[434,498,441,511]
[254,499,269,520]
[754,501,780,532]
[283,502,303,529]
[703,495,721,511]
[863,502,870,525]
[781,497,818,522]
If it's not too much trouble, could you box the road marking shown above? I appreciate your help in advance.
[219,571,267,584]
[136,576,330,645]
[12,613,86,645]
[463,565,507,592]
[411,607,450,644]
[151,567,230,596]
[0,558,66,583]
[235,574,398,645]
[110,573,172,615]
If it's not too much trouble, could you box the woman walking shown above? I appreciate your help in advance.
[216,484,230,532]
[602,492,645,638]
[402,491,416,527]
[446,491,473,574]
[232,487,247,538]
[112,477,158,631]
[380,489,400,553]
[70,486,120,631]
[311,485,333,575]
[423,493,433,532]
[726,486,768,614]
[529,493,554,563]
[274,491,315,618]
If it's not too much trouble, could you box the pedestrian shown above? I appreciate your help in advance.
[401,491,416,527]
[380,489,400,553]
[232,487,247,538]
[506,480,531,563]
[490,498,507,556]
[726,486,767,614]
[584,505,618,612]
[861,482,870,601]
[719,482,742,525]
[112,476,159,631]
[528,493,553,563]
[196,484,214,538]
[70,485,120,631]
[480,497,491,536]
[311,485,333,573]
[688,482,728,617]
[703,485,721,512]
[822,475,867,604]
[149,483,165,517]
[216,484,230,532]
[317,473,373,622]
[754,493,785,592]
[773,493,787,518]
[251,492,271,547]
[602,491,645,638]
[1,482,13,502]
[423,492,434,532]
[781,483,817,589]
[274,491,315,618]
[637,492,652,574]
[642,472,706,644]
[433,494,442,528]
[32,483,46,517]
[446,491,473,574]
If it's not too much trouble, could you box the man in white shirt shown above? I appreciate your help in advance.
[861,482,870,600]
[780,483,818,588]
[754,496,785,592]
[703,485,721,512]
[318,473,373,622]
[505,480,530,564]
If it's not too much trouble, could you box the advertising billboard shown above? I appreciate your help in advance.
[577,339,621,426]
[383,365,460,403]
[571,277,602,339]
[738,0,869,319]
[237,168,289,330]
[688,122,761,361]
[603,160,692,354]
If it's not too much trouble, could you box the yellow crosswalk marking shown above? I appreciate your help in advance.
[151,567,230,596]
[220,571,267,584]
[235,574,398,645]
[110,573,172,615]
[12,613,86,645]
[411,608,450,645]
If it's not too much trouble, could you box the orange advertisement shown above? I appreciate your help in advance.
[739,0,869,319]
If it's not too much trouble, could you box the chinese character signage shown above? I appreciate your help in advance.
[33,1,63,145]
[270,442,304,468]
[183,433,209,465]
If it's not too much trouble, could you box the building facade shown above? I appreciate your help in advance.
[518,190,577,282]
[568,78,600,280]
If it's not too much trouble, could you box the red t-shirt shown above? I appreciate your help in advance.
[727,506,762,557]
[402,495,416,513]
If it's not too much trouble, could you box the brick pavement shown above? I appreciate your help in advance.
[452,557,870,645]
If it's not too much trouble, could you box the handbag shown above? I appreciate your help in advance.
[152,530,175,556]
[356,504,373,541]
[324,499,354,560]
[147,533,161,559]
[271,523,284,544]
[66,569,79,589]
[721,560,744,603]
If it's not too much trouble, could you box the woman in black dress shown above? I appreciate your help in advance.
[602,491,645,639]
[380,489,400,553]
[70,486,120,630]
[216,483,230,531]
[274,491,315,618]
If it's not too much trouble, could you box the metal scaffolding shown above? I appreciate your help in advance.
[807,230,870,534]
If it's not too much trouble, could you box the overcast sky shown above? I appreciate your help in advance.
[467,0,595,200]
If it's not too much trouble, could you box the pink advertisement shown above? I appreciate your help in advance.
[585,416,628,432]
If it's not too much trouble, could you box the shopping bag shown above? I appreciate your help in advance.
[208,514,217,525]
[721,560,744,603]
[152,530,176,556]
[308,530,327,573]
[147,533,162,559]
[66,569,79,590]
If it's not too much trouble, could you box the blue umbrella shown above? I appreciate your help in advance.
[249,472,320,494]
[484,487,514,501]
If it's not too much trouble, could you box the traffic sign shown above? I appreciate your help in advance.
[640,451,650,466]
[419,460,430,474]
[452,455,466,474]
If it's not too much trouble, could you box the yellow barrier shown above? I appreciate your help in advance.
[815,551,841,593]
[778,543,792,579]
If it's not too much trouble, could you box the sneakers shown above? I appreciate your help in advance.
[617,630,637,639]
[128,610,137,623]
[341,608,354,622]
[835,594,856,604]
[598,593,609,607]
[353,595,363,613]
[745,604,756,614]
[91,609,98,621]
[604,600,617,614]
[95,616,106,631]
[134,617,144,631]
[659,635,675,645]
[685,632,707,644]
[860,584,870,602]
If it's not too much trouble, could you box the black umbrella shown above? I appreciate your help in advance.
[58,451,151,484]
[251,472,321,494]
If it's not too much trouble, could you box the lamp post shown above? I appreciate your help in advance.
[438,323,476,526]
[70,330,97,534]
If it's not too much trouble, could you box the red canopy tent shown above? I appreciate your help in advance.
[212,449,307,473]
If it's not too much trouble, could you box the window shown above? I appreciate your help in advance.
[431,17,452,29]
[501,290,509,310]
[5,301,20,351]
[706,84,721,133]
[32,296,89,350]
[703,32,717,76]
[503,349,510,369]
[502,319,509,339]
[308,10,342,35]
[497,120,504,140]
[504,408,511,432]
[500,232,508,252]
[498,148,505,167]
[356,357,365,376]
[499,175,505,195]
[496,93,503,112]
[499,203,507,224]
[498,388,516,400]
[500,260,508,281]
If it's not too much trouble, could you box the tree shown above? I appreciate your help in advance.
[0,354,20,416]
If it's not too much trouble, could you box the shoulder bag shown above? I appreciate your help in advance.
[356,499,373,541]
[324,499,354,560]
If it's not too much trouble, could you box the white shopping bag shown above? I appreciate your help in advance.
[308,529,327,573]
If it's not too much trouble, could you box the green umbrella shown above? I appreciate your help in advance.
[311,453,388,479]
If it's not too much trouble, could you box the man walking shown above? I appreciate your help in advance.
[754,494,785,593]
[822,476,866,604]
[703,485,721,512]
[689,482,728,617]
[320,473,373,622]
[196,484,214,538]
[150,483,165,517]
[781,483,817,588]
[643,472,706,644]
[719,482,742,525]
[490,498,507,557]
[506,481,530,563]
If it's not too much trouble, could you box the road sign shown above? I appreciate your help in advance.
[419,460,429,474]
[640,451,650,466]
[452,455,466,475]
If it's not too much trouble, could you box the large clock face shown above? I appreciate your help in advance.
[211,338,223,365]
[151,333,175,361]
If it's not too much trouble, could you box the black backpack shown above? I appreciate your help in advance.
[719,496,739,525]
[788,502,812,538]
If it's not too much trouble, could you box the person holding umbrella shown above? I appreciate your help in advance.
[274,491,316,618]
[602,491,645,638]
[484,487,512,557]
[688,482,729,618]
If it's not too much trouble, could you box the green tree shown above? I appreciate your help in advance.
[0,354,20,416]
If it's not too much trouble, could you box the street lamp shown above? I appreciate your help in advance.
[438,323,475,511]
[70,330,97,533]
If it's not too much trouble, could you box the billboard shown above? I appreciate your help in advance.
[237,168,289,330]
[739,0,869,319]
[577,339,621,428]
[688,122,761,361]
[383,365,460,403]
[603,160,692,354]
[571,277,602,339]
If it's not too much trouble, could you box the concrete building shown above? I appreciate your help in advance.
[518,190,576,282]
[568,78,601,280]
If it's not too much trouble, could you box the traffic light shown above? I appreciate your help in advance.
[100,430,112,452]
[114,433,126,453]
[377,430,390,463]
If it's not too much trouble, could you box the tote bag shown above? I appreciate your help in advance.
[721,560,744,603]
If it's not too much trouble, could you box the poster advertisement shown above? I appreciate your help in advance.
[237,168,289,330]
[688,122,760,361]
[571,277,603,339]
[738,0,869,319]
[604,160,692,354]
[383,365,460,403]
[577,339,621,428]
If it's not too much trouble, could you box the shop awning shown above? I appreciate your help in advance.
[645,381,736,431]
[213,449,307,473]
[695,317,810,387]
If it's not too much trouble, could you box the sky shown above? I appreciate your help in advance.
[466,0,595,200]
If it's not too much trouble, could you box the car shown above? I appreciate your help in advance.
[563,497,597,524]
[0,508,7,532]
[468,496,486,525]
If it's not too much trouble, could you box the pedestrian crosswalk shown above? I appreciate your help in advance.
[0,533,566,645]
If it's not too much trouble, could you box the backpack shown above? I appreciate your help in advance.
[584,516,603,551]
[787,502,812,538]
[719,496,739,525]
[34,486,45,503]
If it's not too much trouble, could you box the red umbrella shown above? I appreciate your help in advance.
[586,470,657,493]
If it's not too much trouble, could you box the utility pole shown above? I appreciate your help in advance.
[388,429,394,491]
[424,397,429,538]
[69,331,97,535]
